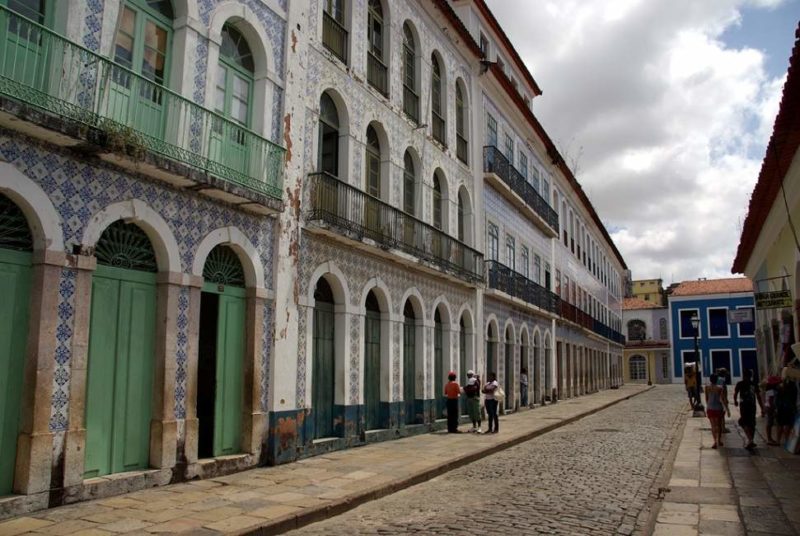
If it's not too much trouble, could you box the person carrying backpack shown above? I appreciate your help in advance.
[734,369,764,450]
[463,370,482,433]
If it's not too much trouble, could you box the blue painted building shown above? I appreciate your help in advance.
[669,278,756,384]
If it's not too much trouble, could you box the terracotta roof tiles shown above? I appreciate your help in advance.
[623,297,663,310]
[670,278,754,297]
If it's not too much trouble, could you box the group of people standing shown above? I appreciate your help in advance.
[703,367,798,451]
[443,370,506,434]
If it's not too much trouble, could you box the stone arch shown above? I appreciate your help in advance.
[0,162,64,252]
[82,199,181,273]
[399,287,427,323]
[306,262,351,308]
[192,226,265,288]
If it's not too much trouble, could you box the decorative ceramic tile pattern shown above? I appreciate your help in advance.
[49,269,77,432]
[261,301,272,412]
[82,0,104,52]
[349,314,360,405]
[295,307,307,408]
[392,326,400,401]
[174,287,190,419]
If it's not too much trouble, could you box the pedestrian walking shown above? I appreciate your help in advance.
[483,372,500,434]
[520,367,529,407]
[764,375,781,445]
[776,373,799,445]
[443,371,462,433]
[717,368,731,433]
[463,370,482,433]
[733,369,763,450]
[705,373,730,449]
[684,364,698,407]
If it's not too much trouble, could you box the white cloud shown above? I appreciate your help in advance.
[486,0,786,283]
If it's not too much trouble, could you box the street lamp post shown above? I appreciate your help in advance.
[691,314,703,411]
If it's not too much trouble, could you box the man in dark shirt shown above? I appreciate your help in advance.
[734,369,764,450]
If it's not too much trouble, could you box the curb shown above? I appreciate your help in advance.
[241,386,655,535]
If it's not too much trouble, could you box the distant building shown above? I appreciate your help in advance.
[632,278,666,306]
[623,297,671,384]
[732,22,800,378]
[668,278,757,384]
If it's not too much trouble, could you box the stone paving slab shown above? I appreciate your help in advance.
[0,386,649,536]
[654,408,800,536]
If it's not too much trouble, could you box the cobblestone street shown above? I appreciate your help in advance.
[291,386,688,535]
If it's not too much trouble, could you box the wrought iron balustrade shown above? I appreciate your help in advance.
[0,6,284,198]
[367,52,388,96]
[432,111,446,146]
[485,260,560,313]
[483,145,559,233]
[322,11,348,64]
[403,84,419,124]
[307,172,483,283]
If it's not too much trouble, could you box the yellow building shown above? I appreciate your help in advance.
[631,278,666,305]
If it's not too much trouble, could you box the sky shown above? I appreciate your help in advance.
[485,0,799,285]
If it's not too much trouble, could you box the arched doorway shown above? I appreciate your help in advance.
[197,245,246,458]
[403,300,417,425]
[533,331,541,405]
[520,329,529,408]
[312,277,336,438]
[364,290,381,430]
[486,321,497,376]
[84,220,158,478]
[434,309,445,419]
[0,194,33,494]
[504,326,514,411]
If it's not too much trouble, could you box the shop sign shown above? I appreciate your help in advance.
[727,308,753,323]
[755,290,792,309]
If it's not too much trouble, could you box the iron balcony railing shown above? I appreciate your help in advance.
[483,146,559,233]
[559,299,625,343]
[403,84,419,124]
[322,11,348,64]
[0,6,284,198]
[367,51,388,97]
[432,110,446,146]
[456,133,468,164]
[308,172,484,283]
[486,260,559,314]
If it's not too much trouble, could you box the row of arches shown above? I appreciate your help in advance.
[0,173,270,494]
[317,90,475,245]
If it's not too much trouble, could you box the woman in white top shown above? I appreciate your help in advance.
[483,372,500,433]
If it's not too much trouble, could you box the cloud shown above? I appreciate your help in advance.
[486,0,786,283]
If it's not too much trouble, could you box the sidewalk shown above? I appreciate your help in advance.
[0,385,649,536]
[654,410,800,535]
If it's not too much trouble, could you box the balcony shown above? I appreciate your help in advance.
[0,6,285,206]
[367,52,388,97]
[403,85,419,124]
[307,172,484,284]
[486,261,559,314]
[432,110,446,147]
[483,146,559,237]
[322,11,348,64]
[558,300,625,344]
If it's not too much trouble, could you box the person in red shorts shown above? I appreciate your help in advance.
[704,373,730,449]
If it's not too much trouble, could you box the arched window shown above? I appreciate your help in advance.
[487,222,499,261]
[659,318,668,340]
[209,24,255,173]
[318,93,340,176]
[365,126,381,197]
[629,355,646,381]
[433,173,443,230]
[366,0,387,96]
[431,53,445,146]
[402,22,418,122]
[322,0,347,63]
[627,319,646,341]
[403,151,415,215]
[455,82,467,164]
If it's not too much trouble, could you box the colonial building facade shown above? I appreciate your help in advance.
[623,297,671,385]
[0,0,626,517]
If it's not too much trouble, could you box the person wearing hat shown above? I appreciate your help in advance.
[463,370,482,433]
[443,371,462,433]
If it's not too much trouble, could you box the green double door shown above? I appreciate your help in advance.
[403,303,416,425]
[364,309,381,430]
[84,265,156,479]
[197,284,245,458]
[312,301,335,438]
[0,248,31,495]
[434,316,444,418]
[0,0,53,92]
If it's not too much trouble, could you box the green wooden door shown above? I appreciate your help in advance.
[106,2,171,139]
[0,248,31,495]
[364,309,381,430]
[84,265,156,478]
[434,315,444,418]
[312,302,335,438]
[204,283,245,457]
[0,0,53,91]
[504,341,513,409]
[459,324,467,416]
[403,315,415,425]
